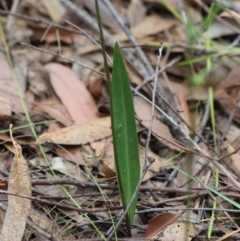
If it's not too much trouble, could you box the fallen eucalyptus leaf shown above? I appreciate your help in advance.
[36,117,111,145]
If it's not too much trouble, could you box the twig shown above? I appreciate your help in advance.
[145,42,164,167]
[0,189,121,213]
[137,207,240,214]
[2,181,238,216]
[31,179,238,194]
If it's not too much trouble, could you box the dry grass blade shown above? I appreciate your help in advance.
[0,125,32,241]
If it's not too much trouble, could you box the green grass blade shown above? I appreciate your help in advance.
[111,42,140,235]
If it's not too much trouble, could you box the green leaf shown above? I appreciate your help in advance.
[110,42,140,235]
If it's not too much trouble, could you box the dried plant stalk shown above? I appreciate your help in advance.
[0,125,32,241]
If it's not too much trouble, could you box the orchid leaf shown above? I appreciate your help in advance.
[110,42,140,235]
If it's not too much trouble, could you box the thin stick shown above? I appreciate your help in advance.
[144,42,164,165]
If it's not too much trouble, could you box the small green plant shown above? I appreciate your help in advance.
[110,43,140,235]
[94,1,140,236]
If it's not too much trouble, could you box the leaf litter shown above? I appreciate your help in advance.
[1,0,240,240]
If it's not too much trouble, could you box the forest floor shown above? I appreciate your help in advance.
[1,0,240,240]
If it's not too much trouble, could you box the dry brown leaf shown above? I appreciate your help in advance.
[36,116,111,145]
[127,0,146,27]
[134,96,179,150]
[0,115,16,122]
[147,222,202,241]
[216,114,240,146]
[216,226,240,241]
[220,10,240,19]
[42,0,65,22]
[0,126,32,241]
[100,160,116,182]
[214,67,240,123]
[178,92,190,129]
[91,139,107,157]
[0,42,24,114]
[185,0,211,6]
[23,0,49,15]
[0,96,11,116]
[29,25,73,43]
[51,157,87,182]
[215,67,240,90]
[159,78,208,101]
[226,144,240,177]
[6,24,33,46]
[114,14,177,41]
[126,65,150,96]
[38,102,73,126]
[145,212,183,238]
[55,145,83,164]
[88,77,103,98]
[139,146,176,182]
[185,5,203,24]
[44,63,98,124]
[0,134,31,154]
